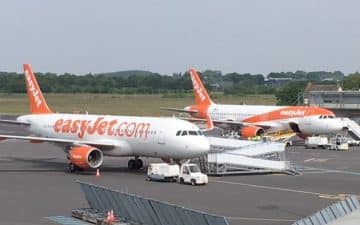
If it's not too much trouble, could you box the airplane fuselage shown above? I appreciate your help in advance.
[192,104,344,135]
[18,114,210,159]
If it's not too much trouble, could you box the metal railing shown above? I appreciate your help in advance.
[78,181,229,225]
[292,195,360,225]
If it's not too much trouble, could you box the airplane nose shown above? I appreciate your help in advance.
[193,137,210,156]
[331,119,344,132]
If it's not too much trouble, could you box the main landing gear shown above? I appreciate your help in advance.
[128,157,143,170]
[68,163,83,173]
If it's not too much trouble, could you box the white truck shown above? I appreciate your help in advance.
[178,163,208,186]
[305,135,349,151]
[146,163,208,185]
[305,136,329,149]
[147,163,179,182]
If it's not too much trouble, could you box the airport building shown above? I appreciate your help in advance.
[304,83,360,123]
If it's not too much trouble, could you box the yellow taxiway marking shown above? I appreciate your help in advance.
[226,216,296,222]
[210,179,349,200]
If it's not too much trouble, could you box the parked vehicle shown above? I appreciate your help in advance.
[178,163,208,185]
[147,163,179,182]
[147,163,208,185]
[305,136,329,149]
[305,135,349,151]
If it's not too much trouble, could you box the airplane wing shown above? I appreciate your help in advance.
[180,117,272,130]
[0,120,30,126]
[160,107,198,114]
[0,134,116,149]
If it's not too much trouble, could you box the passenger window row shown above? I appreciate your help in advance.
[319,115,335,119]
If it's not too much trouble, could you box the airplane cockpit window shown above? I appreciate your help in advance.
[328,115,335,119]
[176,131,181,136]
[181,130,188,136]
[197,131,204,136]
[188,131,198,136]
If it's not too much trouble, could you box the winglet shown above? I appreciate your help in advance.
[189,68,213,106]
[23,64,52,114]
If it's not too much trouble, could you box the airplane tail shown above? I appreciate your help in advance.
[23,64,52,114]
[189,68,213,107]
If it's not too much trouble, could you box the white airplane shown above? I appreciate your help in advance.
[0,64,211,173]
[163,68,344,138]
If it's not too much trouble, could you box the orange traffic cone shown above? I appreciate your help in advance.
[96,168,100,177]
[110,209,115,222]
[106,211,111,223]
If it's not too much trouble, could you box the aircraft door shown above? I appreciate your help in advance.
[158,130,166,144]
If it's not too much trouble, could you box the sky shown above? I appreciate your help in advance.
[0,0,359,75]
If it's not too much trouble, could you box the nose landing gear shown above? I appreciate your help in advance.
[128,157,143,170]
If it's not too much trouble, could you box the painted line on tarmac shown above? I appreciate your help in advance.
[303,167,360,176]
[226,216,296,222]
[304,158,315,162]
[304,158,330,163]
[210,179,345,200]
[301,171,332,174]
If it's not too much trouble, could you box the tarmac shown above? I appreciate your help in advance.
[1,121,360,225]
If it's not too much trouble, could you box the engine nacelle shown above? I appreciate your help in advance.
[240,126,264,138]
[68,145,103,169]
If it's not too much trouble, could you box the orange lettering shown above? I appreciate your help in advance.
[87,117,103,134]
[125,122,136,137]
[62,120,72,133]
[78,120,91,138]
[97,121,108,135]
[134,123,150,139]
[107,120,117,136]
[54,119,63,132]
[71,120,80,133]
[117,122,128,136]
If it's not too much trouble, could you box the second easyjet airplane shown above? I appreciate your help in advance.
[0,64,210,173]
[164,68,344,138]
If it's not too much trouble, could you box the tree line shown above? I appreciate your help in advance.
[0,69,358,105]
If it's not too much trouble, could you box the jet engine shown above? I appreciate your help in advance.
[68,145,103,170]
[240,126,264,138]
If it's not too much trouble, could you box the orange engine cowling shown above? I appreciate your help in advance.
[240,126,264,138]
[68,145,103,169]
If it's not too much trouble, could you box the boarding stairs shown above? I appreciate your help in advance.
[197,137,296,175]
[341,117,360,140]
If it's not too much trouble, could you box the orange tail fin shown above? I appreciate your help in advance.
[189,68,213,106]
[23,64,52,114]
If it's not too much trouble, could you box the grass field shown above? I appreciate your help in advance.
[0,93,277,116]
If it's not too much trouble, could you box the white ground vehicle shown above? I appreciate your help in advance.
[147,163,179,182]
[147,163,208,185]
[178,163,208,185]
[305,136,329,149]
[305,135,349,151]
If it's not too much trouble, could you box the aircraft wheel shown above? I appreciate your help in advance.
[69,163,77,173]
[128,159,136,170]
[136,159,143,169]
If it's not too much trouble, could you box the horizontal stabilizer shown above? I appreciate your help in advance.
[160,107,198,114]
[0,120,31,126]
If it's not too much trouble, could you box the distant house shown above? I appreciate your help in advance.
[264,77,293,87]
[304,82,339,93]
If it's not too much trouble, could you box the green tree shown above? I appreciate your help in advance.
[275,82,307,105]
